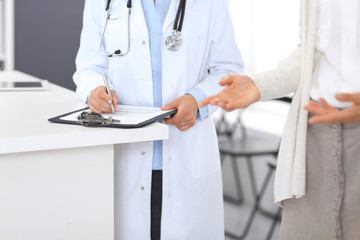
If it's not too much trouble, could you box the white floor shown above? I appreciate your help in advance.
[221,131,282,240]
[213,101,291,240]
[224,198,281,240]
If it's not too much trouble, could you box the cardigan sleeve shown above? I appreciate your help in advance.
[248,45,302,102]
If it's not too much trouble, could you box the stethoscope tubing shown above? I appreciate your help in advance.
[100,0,131,57]
[100,0,186,56]
[173,0,186,32]
[106,0,132,10]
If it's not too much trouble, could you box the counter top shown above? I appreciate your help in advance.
[0,71,169,154]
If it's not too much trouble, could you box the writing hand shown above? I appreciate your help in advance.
[304,93,360,124]
[198,74,260,112]
[88,86,119,113]
[161,95,198,131]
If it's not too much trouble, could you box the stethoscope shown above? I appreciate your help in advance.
[99,0,187,57]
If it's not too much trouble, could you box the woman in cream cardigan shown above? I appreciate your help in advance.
[200,0,360,239]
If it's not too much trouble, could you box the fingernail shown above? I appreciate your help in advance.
[108,99,112,104]
[335,93,343,100]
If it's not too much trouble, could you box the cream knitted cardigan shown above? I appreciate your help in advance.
[249,0,320,206]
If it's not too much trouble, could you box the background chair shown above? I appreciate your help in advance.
[213,97,292,240]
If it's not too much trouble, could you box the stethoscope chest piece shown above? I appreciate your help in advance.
[165,0,186,51]
[165,30,182,51]
[101,0,186,55]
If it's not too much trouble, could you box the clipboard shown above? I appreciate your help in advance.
[48,105,178,128]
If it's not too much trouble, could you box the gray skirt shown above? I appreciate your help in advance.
[280,119,360,240]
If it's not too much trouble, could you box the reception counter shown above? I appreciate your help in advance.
[0,71,169,240]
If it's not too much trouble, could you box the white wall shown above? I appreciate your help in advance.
[229,0,300,73]
[0,0,4,68]
[221,0,301,136]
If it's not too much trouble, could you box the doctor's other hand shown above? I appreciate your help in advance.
[304,92,360,124]
[198,74,260,112]
[161,95,198,131]
[88,86,119,114]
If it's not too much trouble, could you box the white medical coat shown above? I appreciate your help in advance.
[73,0,243,239]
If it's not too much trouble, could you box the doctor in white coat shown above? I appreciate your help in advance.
[73,0,243,239]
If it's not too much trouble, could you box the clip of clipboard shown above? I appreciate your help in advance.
[48,105,178,129]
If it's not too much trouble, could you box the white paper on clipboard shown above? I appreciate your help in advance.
[49,105,178,128]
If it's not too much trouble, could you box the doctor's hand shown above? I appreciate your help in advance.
[88,86,119,114]
[304,92,360,124]
[161,95,198,131]
[198,74,260,112]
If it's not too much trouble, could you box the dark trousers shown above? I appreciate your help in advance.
[151,170,162,240]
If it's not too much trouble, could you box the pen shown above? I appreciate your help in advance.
[102,72,115,113]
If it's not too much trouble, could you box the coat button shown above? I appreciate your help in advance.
[141,186,145,190]
[332,124,338,132]
[142,40,146,45]
[331,201,337,211]
[168,156,172,161]
[330,228,336,237]
[331,147,337,156]
[141,151,146,155]
[332,176,339,184]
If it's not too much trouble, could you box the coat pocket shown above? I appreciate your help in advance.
[183,122,221,178]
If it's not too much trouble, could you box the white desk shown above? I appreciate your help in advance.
[0,71,169,240]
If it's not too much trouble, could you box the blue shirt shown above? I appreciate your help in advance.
[141,0,209,170]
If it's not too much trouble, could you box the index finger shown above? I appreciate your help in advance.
[336,93,360,104]
[199,96,216,108]
[308,111,345,124]
[92,86,111,101]
[112,91,119,105]
[163,106,187,125]
[219,74,235,86]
